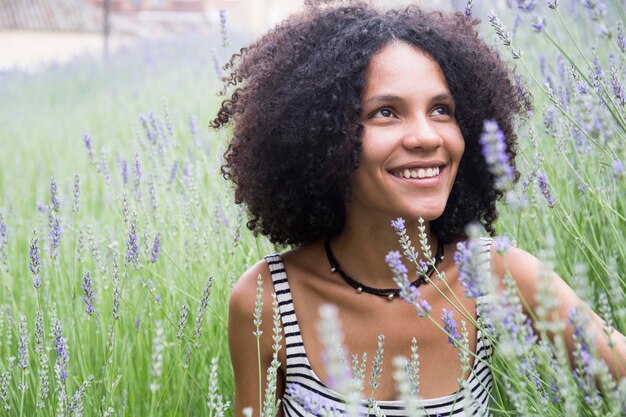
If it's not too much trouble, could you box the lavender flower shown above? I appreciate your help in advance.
[488,11,512,46]
[133,153,142,200]
[83,133,94,162]
[169,161,178,184]
[286,383,342,417]
[29,230,41,288]
[17,315,29,373]
[126,215,139,266]
[149,233,160,263]
[72,172,80,213]
[464,0,473,18]
[177,303,189,340]
[617,22,625,52]
[581,0,606,21]
[120,159,129,185]
[609,57,625,106]
[219,9,229,47]
[48,209,62,260]
[193,277,214,348]
[51,319,69,382]
[0,212,8,272]
[140,114,154,144]
[493,236,511,255]
[516,0,536,13]
[36,200,46,213]
[441,309,461,345]
[531,15,546,32]
[546,0,558,9]
[49,176,60,212]
[81,271,95,316]
[150,320,164,393]
[454,238,491,299]
[317,304,354,397]
[612,159,624,178]
[479,120,515,191]
[536,172,556,207]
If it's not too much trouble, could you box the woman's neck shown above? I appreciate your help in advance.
[328,213,438,288]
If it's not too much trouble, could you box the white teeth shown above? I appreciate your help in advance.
[394,166,441,179]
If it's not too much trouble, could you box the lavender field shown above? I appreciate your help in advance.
[0,1,624,416]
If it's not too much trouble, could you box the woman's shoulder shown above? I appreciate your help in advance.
[229,245,311,311]
[488,241,545,309]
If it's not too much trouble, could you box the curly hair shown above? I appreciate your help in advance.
[212,2,531,246]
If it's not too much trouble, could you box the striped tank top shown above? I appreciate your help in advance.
[265,241,494,417]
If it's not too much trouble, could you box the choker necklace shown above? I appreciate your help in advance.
[323,240,444,301]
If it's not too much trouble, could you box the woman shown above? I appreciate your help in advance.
[212,3,626,416]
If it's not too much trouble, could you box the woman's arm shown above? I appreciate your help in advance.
[493,245,626,379]
[229,260,285,417]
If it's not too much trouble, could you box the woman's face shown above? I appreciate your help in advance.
[348,41,465,224]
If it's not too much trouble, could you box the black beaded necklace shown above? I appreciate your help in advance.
[323,240,444,301]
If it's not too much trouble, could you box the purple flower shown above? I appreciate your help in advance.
[189,115,199,139]
[49,176,60,212]
[36,200,46,213]
[83,133,92,151]
[390,217,405,233]
[464,0,473,18]
[547,0,558,9]
[81,271,95,316]
[219,8,229,47]
[120,159,129,185]
[140,113,155,143]
[582,0,606,21]
[72,173,80,213]
[454,239,491,299]
[617,23,625,52]
[531,15,546,32]
[133,154,142,200]
[126,217,139,265]
[441,309,461,345]
[488,11,512,47]
[612,159,624,178]
[169,161,178,184]
[150,233,161,263]
[537,172,556,207]
[83,133,95,163]
[29,230,41,288]
[609,57,626,106]
[494,236,511,254]
[48,210,62,260]
[516,0,536,13]
[479,120,515,191]
[52,319,69,382]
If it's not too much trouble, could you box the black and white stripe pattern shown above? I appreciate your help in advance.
[266,240,493,417]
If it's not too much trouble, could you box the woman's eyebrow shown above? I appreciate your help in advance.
[362,94,401,104]
[363,92,454,105]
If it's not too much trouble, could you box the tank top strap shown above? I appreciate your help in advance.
[264,254,308,365]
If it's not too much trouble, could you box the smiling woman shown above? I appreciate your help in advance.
[211,2,626,416]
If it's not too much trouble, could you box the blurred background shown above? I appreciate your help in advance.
[0,0,476,71]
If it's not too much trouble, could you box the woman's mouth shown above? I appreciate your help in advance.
[390,166,441,179]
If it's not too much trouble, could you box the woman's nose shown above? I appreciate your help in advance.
[401,117,443,150]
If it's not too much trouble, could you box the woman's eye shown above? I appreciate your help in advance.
[373,108,395,118]
[431,105,452,116]
[431,105,450,116]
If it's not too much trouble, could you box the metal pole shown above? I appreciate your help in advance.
[103,0,111,61]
